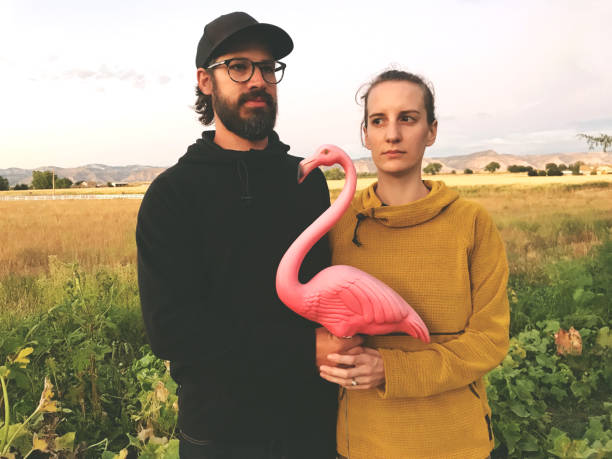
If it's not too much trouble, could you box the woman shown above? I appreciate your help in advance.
[319,70,510,458]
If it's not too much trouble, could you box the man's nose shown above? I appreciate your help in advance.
[248,65,267,87]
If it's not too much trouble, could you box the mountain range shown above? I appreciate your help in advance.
[2,151,611,186]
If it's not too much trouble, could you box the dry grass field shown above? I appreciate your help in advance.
[0,184,149,197]
[0,199,141,278]
[1,179,611,281]
[326,172,612,190]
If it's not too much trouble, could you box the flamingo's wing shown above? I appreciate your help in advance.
[302,265,429,340]
[307,266,410,324]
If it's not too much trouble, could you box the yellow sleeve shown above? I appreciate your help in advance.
[377,209,510,399]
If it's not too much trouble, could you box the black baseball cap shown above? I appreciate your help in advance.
[195,12,293,68]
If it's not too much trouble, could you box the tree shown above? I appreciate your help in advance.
[31,170,56,189]
[423,162,442,175]
[527,169,538,176]
[577,133,612,152]
[569,161,583,175]
[0,175,8,191]
[545,163,562,176]
[13,184,29,190]
[545,163,558,171]
[323,167,345,180]
[484,161,500,173]
[464,168,473,174]
[507,165,532,173]
[55,177,73,189]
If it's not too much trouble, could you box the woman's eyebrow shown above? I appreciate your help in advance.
[369,109,421,119]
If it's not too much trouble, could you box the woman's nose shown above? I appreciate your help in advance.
[385,122,401,143]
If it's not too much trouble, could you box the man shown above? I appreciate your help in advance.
[136,12,362,459]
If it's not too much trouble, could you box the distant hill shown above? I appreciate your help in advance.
[2,151,611,186]
[0,164,166,187]
[354,150,612,174]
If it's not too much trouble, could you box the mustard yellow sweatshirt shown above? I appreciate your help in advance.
[329,180,509,459]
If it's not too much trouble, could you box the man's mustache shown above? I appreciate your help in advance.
[238,89,274,107]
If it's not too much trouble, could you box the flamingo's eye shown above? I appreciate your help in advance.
[323,149,329,155]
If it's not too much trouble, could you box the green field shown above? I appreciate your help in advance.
[1,181,611,458]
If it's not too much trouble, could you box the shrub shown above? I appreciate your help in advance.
[324,168,345,180]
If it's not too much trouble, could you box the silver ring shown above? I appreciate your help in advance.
[351,378,358,386]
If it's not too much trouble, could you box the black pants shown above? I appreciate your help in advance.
[179,435,289,459]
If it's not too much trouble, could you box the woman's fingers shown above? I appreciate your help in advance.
[319,364,359,379]
[319,371,380,390]
[320,347,386,389]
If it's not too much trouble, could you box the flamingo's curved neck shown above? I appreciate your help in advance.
[276,154,357,309]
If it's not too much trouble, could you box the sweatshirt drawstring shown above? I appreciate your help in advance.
[352,213,367,247]
[236,160,253,206]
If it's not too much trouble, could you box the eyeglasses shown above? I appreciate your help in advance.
[206,58,286,84]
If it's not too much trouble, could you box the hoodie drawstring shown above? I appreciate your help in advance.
[236,159,253,206]
[352,213,367,247]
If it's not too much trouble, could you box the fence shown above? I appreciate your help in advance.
[0,194,144,201]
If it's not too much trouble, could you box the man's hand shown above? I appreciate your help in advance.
[315,327,364,368]
[319,347,385,390]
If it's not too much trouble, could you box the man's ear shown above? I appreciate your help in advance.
[197,68,213,95]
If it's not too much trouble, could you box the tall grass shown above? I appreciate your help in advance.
[0,200,140,278]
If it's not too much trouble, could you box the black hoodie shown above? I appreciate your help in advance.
[136,130,337,455]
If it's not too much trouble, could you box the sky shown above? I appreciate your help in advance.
[1,0,611,169]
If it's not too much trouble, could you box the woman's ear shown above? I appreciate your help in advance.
[426,120,438,147]
[363,126,371,149]
[197,68,213,96]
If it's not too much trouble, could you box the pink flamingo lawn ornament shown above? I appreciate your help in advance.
[276,144,430,342]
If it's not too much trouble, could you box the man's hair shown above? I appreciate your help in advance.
[357,69,436,135]
[194,83,214,126]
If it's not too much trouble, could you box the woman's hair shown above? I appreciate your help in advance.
[358,69,436,134]
[194,84,214,126]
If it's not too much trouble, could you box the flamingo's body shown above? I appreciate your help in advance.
[276,144,430,342]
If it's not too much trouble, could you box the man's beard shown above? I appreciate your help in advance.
[212,86,277,141]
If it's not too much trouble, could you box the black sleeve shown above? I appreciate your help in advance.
[136,177,241,363]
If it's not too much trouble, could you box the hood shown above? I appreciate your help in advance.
[178,130,290,164]
[351,180,459,228]
[177,130,290,207]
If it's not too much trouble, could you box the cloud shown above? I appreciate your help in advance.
[63,65,147,88]
[572,118,612,132]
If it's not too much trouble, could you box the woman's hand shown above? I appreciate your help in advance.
[319,347,385,390]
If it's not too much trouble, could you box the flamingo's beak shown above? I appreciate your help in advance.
[297,158,317,184]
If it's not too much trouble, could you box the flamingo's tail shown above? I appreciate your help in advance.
[402,315,431,343]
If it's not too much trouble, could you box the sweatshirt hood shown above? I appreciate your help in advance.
[351,180,459,228]
[179,130,290,164]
